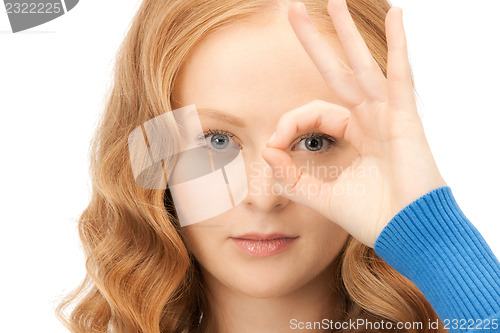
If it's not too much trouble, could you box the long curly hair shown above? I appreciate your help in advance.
[55,0,448,332]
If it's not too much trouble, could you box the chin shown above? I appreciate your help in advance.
[225,263,309,299]
[236,280,299,299]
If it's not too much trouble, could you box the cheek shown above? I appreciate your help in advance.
[180,224,221,263]
[310,220,349,256]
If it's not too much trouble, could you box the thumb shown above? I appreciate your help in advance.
[261,147,334,215]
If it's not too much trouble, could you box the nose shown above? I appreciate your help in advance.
[242,155,290,213]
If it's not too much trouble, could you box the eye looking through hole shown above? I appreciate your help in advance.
[201,129,338,153]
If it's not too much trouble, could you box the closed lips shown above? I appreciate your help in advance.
[231,233,299,240]
[231,234,299,257]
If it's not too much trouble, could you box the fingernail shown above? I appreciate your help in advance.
[268,132,276,145]
[261,150,278,171]
[300,2,309,17]
[294,2,307,15]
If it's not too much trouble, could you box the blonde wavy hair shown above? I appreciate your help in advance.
[55,0,448,332]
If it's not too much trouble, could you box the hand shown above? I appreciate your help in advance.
[261,0,447,248]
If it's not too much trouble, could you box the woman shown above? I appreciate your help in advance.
[55,0,500,332]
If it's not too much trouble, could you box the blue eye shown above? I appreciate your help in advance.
[210,133,229,149]
[291,133,337,153]
[201,129,241,151]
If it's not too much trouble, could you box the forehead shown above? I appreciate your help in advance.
[172,13,347,121]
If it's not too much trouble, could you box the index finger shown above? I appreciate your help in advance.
[267,99,350,149]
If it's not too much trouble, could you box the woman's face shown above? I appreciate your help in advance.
[172,12,358,298]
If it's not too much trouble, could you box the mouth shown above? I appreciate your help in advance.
[230,233,299,257]
[232,233,298,241]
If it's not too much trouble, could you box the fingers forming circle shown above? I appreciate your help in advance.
[267,99,350,150]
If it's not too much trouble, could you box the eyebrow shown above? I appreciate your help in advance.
[196,107,247,127]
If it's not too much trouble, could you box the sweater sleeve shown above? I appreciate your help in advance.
[373,186,500,333]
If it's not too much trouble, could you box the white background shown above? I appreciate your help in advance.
[1,1,499,332]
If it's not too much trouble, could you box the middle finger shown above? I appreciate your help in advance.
[288,1,364,107]
[326,0,387,101]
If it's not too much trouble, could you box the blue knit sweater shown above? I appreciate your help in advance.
[374,186,500,333]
